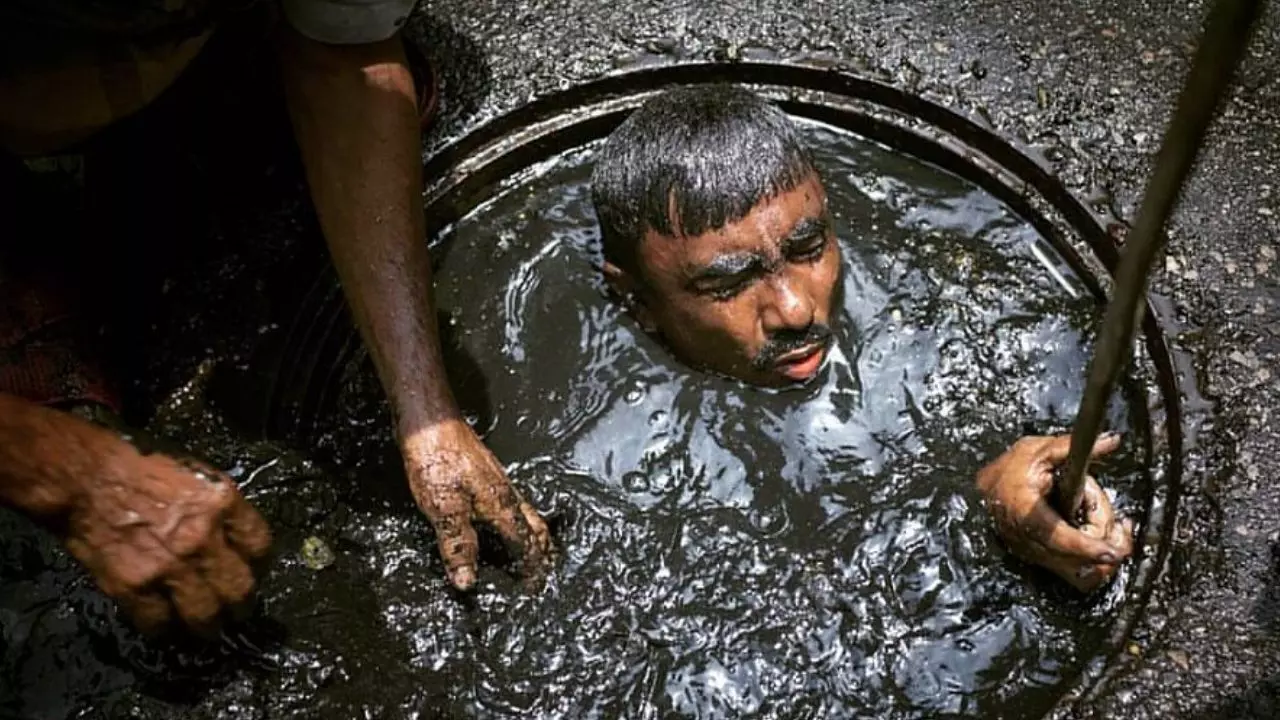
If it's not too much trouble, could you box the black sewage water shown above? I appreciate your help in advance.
[0,120,1154,720]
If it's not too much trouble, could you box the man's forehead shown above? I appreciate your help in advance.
[641,179,829,273]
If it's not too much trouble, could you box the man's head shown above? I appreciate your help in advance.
[591,84,840,387]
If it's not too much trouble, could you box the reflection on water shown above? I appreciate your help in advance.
[0,121,1150,719]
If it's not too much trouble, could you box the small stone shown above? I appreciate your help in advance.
[301,536,336,571]
[1127,642,1142,657]
[1229,350,1256,367]
[624,384,646,404]
[1235,525,1253,537]
[1261,245,1276,261]
[1259,207,1274,217]
[1165,256,1181,274]
[1167,649,1191,670]
[622,471,650,494]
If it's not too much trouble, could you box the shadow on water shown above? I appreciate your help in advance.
[405,9,495,150]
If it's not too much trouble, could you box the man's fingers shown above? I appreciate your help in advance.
[1040,432,1122,465]
[517,501,554,590]
[1088,432,1123,460]
[1081,478,1136,562]
[417,469,480,590]
[1081,478,1118,535]
[222,492,273,560]
[1027,498,1121,563]
[162,504,220,558]
[474,482,539,568]
[1038,435,1072,463]
[430,513,480,591]
[1108,517,1136,558]
[520,501,554,558]
[163,566,223,638]
[195,531,257,611]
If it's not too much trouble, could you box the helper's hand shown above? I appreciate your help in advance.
[402,420,553,590]
[976,433,1134,593]
[45,424,271,636]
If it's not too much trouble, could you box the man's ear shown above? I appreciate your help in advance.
[602,260,657,333]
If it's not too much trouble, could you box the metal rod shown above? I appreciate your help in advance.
[1058,0,1266,522]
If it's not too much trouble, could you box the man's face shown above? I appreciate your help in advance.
[608,174,841,387]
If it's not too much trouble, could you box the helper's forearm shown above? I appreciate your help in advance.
[278,29,460,441]
[0,394,89,517]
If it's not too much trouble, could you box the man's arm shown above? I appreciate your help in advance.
[275,22,550,590]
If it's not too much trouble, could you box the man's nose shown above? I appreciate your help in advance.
[761,276,815,333]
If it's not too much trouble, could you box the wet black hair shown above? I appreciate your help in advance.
[590,84,818,275]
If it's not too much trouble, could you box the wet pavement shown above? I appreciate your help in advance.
[1,0,1278,718]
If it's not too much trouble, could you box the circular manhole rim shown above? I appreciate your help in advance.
[241,60,1185,717]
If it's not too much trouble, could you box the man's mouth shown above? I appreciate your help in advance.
[773,342,828,381]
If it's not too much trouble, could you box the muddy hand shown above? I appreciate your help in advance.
[62,438,272,636]
[403,420,553,590]
[976,433,1134,593]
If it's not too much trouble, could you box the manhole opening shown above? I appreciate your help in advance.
[216,62,1186,718]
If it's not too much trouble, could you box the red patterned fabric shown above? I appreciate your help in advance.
[0,276,120,413]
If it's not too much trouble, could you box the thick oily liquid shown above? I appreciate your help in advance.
[0,121,1151,720]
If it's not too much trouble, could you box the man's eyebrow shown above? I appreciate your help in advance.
[686,253,763,284]
[781,216,829,249]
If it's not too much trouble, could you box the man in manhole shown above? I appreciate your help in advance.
[590,84,1133,592]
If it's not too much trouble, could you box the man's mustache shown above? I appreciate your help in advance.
[752,323,833,370]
